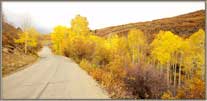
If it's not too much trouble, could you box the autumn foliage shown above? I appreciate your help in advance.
[50,15,205,99]
[15,28,41,54]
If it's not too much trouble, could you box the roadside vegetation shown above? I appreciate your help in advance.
[2,15,42,77]
[50,14,205,99]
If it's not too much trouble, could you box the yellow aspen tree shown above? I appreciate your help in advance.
[128,29,147,64]
[150,30,183,89]
[187,29,205,80]
[62,28,76,57]
[15,28,39,54]
[15,31,29,54]
[50,25,68,54]
[71,15,90,36]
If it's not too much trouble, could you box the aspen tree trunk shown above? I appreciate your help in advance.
[173,64,177,96]
[137,47,139,64]
[178,56,182,87]
[159,64,162,78]
[167,63,170,88]
[172,65,174,85]
[169,65,171,85]
[132,48,135,64]
[24,40,27,54]
[178,65,181,87]
[174,53,177,87]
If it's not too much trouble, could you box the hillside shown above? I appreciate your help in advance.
[2,22,24,52]
[95,10,205,40]
[2,21,40,77]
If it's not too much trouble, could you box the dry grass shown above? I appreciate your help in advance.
[95,10,205,41]
[2,50,38,77]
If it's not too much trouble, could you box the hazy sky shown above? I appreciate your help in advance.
[2,1,205,34]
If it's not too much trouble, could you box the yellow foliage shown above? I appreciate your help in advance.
[161,90,174,99]
[150,31,183,65]
[71,15,90,35]
[128,29,147,63]
[50,14,205,99]
[50,25,68,54]
[15,28,39,53]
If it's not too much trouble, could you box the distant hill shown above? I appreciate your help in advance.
[95,10,205,40]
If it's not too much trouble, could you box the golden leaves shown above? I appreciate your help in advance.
[15,28,39,53]
[50,14,205,99]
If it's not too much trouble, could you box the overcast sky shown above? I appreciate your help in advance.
[2,1,205,34]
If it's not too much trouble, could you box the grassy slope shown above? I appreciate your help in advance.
[95,10,205,41]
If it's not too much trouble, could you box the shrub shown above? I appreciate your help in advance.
[161,90,174,99]
[125,62,168,99]
[69,35,95,62]
[175,77,205,99]
[80,59,92,72]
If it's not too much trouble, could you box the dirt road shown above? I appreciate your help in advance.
[2,46,109,99]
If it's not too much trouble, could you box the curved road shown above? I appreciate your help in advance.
[3,46,109,99]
